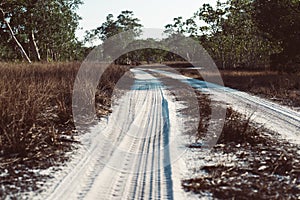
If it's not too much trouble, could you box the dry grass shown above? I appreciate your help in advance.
[0,62,79,159]
[0,62,129,198]
[164,62,300,198]
[0,63,128,199]
[0,62,128,161]
[193,91,261,146]
[167,62,300,107]
[220,70,300,107]
[0,62,81,198]
[184,91,300,199]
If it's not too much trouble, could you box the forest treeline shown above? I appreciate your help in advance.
[0,0,299,71]
[0,0,84,62]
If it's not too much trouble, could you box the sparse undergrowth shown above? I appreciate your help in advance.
[167,62,300,108]
[183,91,300,199]
[0,62,129,198]
[220,70,300,108]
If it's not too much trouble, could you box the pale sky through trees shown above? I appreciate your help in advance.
[76,0,221,42]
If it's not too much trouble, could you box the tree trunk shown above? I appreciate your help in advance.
[31,30,41,61]
[46,48,50,62]
[0,8,32,63]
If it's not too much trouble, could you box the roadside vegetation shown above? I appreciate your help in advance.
[221,70,300,107]
[0,62,128,198]
[171,63,300,108]
[183,91,300,199]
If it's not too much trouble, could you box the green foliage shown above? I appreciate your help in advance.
[211,0,281,69]
[124,39,167,63]
[164,0,282,70]
[85,10,143,44]
[253,0,300,70]
[165,17,198,36]
[0,0,84,61]
[85,10,143,64]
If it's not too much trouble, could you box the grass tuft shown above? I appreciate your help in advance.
[0,62,129,198]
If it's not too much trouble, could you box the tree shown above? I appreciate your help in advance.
[164,0,281,69]
[85,10,143,64]
[85,10,142,43]
[124,38,170,63]
[164,1,230,68]
[253,0,300,70]
[0,6,32,63]
[165,17,198,36]
[217,0,281,69]
[0,0,83,62]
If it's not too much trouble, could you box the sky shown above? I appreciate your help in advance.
[76,0,219,42]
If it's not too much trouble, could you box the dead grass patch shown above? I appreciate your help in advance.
[0,62,129,198]
[165,62,300,107]
[183,91,300,199]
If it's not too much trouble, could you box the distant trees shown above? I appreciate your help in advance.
[85,10,143,64]
[0,0,84,62]
[3,0,294,69]
[253,0,300,71]
[165,0,283,70]
[85,10,143,44]
[82,1,299,71]
[214,0,281,69]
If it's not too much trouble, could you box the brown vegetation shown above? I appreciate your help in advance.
[183,91,300,199]
[0,62,79,161]
[166,62,300,107]
[0,62,128,198]
[221,70,300,107]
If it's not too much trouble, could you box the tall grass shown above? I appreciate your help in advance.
[0,62,128,161]
[184,91,300,199]
[175,63,300,107]
[194,91,261,146]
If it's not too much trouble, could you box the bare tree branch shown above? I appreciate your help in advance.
[0,7,32,63]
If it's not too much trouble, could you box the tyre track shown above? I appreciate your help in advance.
[149,68,300,145]
[42,68,197,200]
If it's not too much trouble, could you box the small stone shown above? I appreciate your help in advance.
[258,165,268,171]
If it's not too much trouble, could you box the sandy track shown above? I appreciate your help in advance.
[42,66,300,200]
[44,69,192,200]
[150,68,300,145]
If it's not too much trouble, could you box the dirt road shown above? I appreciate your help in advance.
[43,69,193,200]
[39,66,300,200]
[152,68,300,145]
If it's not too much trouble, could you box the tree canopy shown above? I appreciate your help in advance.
[0,0,83,62]
[0,0,299,71]
[165,0,282,69]
[85,10,143,44]
[84,10,143,64]
[253,0,300,70]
